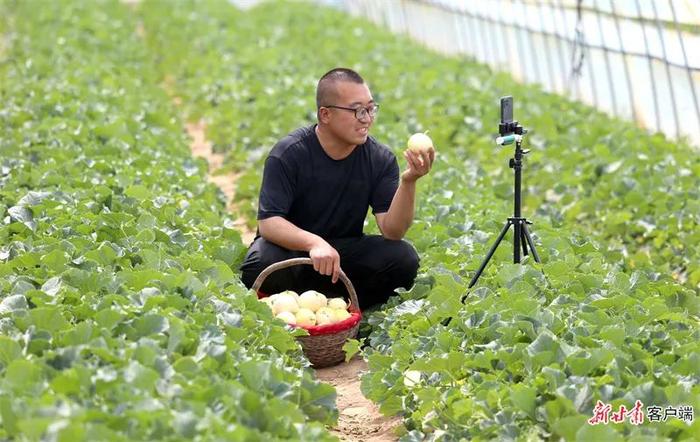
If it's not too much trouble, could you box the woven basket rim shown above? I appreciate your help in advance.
[252,257,362,366]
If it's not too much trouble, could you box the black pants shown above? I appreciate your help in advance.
[240,235,420,310]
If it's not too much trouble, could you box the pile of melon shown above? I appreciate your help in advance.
[261,290,351,327]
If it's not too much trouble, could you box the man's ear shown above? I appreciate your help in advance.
[318,107,330,124]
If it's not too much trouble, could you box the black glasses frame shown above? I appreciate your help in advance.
[323,104,379,120]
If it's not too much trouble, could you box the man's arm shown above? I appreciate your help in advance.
[259,216,341,283]
[376,148,434,240]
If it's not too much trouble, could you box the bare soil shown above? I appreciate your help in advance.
[316,356,401,441]
[185,120,256,246]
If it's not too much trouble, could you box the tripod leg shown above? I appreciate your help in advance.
[469,220,512,288]
[522,223,541,263]
[520,227,529,257]
[514,219,521,263]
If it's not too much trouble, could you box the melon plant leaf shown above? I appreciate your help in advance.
[0,295,28,314]
[0,337,22,367]
[7,206,36,231]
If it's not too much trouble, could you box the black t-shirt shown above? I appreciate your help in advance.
[257,125,399,238]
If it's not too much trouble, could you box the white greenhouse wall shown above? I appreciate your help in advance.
[320,0,700,148]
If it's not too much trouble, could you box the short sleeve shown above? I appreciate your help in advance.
[257,156,295,220]
[370,154,399,214]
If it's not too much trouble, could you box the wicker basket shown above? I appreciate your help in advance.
[252,257,361,368]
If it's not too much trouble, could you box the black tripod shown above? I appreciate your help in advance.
[468,113,540,289]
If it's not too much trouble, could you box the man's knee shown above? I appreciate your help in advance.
[240,238,301,289]
[350,236,420,279]
[361,239,419,307]
[377,240,419,288]
[394,240,420,283]
[391,240,419,273]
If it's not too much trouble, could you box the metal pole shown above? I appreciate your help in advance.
[513,141,523,263]
[467,7,480,60]
[499,0,514,69]
[550,0,569,93]
[593,0,618,114]
[514,0,532,82]
[669,0,700,137]
[519,0,543,84]
[610,0,638,121]
[535,0,557,91]
[634,0,661,133]
[557,0,582,99]
[650,0,681,139]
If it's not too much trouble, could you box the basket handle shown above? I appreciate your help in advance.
[251,257,360,311]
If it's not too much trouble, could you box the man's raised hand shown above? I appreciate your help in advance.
[402,147,435,182]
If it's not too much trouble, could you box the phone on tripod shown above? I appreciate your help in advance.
[499,96,520,138]
[498,96,526,142]
[500,96,513,126]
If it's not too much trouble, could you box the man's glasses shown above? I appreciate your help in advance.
[324,104,379,121]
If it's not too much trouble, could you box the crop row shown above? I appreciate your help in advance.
[0,1,337,440]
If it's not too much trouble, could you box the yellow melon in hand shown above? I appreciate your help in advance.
[407,132,434,154]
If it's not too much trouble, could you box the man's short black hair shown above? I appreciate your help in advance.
[316,68,365,109]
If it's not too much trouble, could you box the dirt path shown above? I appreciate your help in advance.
[316,356,401,441]
[185,120,256,246]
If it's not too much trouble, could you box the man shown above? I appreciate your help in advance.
[240,68,435,309]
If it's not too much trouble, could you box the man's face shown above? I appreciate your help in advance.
[326,81,375,146]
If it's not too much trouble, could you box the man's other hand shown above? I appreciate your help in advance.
[401,146,435,183]
[309,240,341,283]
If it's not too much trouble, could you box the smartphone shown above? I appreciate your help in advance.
[500,96,513,124]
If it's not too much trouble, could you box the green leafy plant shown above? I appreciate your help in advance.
[0,1,338,440]
[3,0,698,440]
